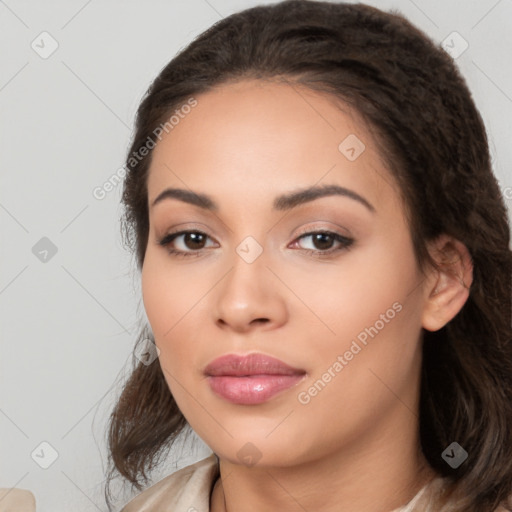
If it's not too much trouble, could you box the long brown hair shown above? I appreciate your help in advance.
[104,1,512,510]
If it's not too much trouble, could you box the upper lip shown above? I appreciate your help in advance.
[204,353,306,377]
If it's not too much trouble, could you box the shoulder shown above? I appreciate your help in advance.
[121,453,219,512]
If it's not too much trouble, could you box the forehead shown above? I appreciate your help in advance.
[146,79,399,215]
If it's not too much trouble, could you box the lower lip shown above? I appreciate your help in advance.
[207,374,305,405]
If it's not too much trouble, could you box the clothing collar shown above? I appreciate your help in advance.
[121,453,452,512]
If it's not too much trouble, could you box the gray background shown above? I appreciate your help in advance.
[1,0,511,511]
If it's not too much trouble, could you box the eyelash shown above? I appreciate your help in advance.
[157,228,354,259]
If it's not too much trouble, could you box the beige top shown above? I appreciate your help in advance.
[120,454,508,512]
[0,489,36,512]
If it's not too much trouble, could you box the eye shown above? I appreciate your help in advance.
[290,230,354,256]
[158,230,217,258]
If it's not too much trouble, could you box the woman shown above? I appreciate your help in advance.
[105,1,512,510]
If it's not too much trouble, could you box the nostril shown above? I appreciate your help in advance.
[252,318,269,324]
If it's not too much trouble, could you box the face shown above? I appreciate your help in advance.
[141,79,429,468]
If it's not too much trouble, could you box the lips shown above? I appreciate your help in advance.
[204,353,306,405]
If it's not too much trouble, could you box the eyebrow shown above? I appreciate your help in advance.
[150,184,375,213]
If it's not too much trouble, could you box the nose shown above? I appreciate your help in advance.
[211,247,288,333]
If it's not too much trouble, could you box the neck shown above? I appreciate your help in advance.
[210,410,437,512]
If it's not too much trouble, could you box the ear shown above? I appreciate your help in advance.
[421,234,474,332]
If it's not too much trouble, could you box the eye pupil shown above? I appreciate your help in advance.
[313,233,333,250]
[185,232,206,249]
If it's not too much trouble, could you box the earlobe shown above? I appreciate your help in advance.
[421,235,474,332]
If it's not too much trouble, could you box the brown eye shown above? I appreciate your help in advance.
[310,232,335,250]
[181,232,207,250]
[293,230,354,256]
[158,230,216,257]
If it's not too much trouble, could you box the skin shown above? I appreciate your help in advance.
[141,79,473,512]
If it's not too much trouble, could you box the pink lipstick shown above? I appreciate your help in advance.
[204,353,306,405]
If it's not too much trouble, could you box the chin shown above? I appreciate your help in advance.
[201,428,312,469]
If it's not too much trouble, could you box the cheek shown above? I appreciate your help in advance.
[293,230,423,381]
[140,252,211,397]
[286,241,418,341]
[141,263,191,404]
[141,251,208,340]
[141,258,174,337]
